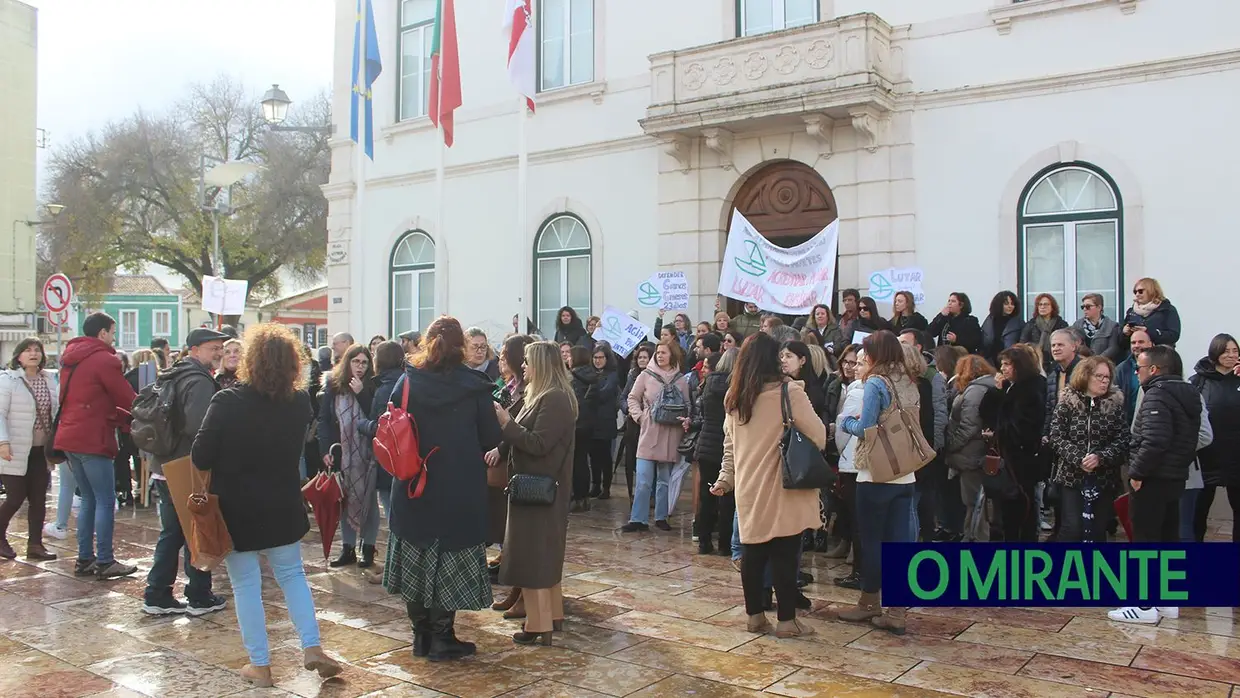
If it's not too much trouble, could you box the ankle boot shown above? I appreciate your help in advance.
[302,645,342,677]
[358,544,376,569]
[492,586,521,611]
[406,602,432,657]
[330,544,356,568]
[871,606,907,635]
[747,613,772,633]
[25,543,57,561]
[427,609,475,661]
[240,664,274,688]
[836,591,882,624]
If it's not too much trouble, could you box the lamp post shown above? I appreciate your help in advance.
[199,157,261,276]
[10,203,65,310]
[260,84,333,134]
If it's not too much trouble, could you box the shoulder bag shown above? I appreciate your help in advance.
[46,366,76,466]
[857,377,936,483]
[506,473,557,506]
[780,383,836,490]
[982,444,1021,500]
[187,467,233,571]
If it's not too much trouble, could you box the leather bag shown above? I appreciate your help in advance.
[982,446,1022,500]
[187,467,232,571]
[856,377,936,483]
[506,473,557,506]
[779,383,835,490]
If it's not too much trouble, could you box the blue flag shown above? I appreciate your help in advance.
[350,0,382,159]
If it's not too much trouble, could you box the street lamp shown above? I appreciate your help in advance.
[200,158,261,277]
[260,84,333,134]
[10,203,65,310]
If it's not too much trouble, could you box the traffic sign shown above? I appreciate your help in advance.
[42,273,74,313]
[45,308,69,327]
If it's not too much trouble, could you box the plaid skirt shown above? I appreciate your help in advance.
[383,535,492,611]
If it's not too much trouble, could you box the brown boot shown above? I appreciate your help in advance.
[503,592,526,620]
[303,646,342,678]
[492,586,522,611]
[746,613,771,634]
[871,606,907,635]
[835,591,882,624]
[240,664,274,687]
[775,618,816,639]
[25,543,57,562]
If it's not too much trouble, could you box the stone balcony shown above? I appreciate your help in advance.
[641,12,903,159]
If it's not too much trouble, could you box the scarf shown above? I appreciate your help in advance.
[1035,315,1058,355]
[335,392,377,535]
[1081,317,1101,340]
[1130,300,1159,318]
[216,369,238,390]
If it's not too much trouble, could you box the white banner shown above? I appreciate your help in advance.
[591,305,652,358]
[636,270,690,311]
[201,275,249,316]
[867,267,926,306]
[717,210,839,314]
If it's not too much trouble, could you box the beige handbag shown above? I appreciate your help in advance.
[855,377,935,483]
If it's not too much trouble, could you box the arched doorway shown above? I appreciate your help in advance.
[725,160,838,318]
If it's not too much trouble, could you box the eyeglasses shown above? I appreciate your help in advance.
[1080,304,1095,310]
[841,360,858,368]
[1092,373,1111,381]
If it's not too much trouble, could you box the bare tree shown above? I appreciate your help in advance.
[40,75,329,321]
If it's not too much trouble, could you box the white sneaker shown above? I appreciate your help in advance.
[43,522,68,540]
[1156,606,1179,619]
[1108,607,1159,624]
[72,495,82,511]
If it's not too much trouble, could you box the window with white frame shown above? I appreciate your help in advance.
[1019,164,1122,324]
[398,0,436,121]
[120,310,139,350]
[390,231,436,335]
[539,0,594,91]
[535,215,591,335]
[739,0,818,37]
[152,309,171,336]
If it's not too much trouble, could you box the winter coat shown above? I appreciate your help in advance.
[316,379,376,460]
[1121,299,1181,348]
[148,358,219,477]
[928,313,983,355]
[995,375,1046,482]
[856,315,892,334]
[1190,358,1240,487]
[1129,374,1202,483]
[1072,316,1123,362]
[694,371,729,465]
[620,368,640,417]
[718,380,826,544]
[489,382,526,546]
[627,364,691,463]
[555,318,587,347]
[1020,317,1069,373]
[1045,357,1081,438]
[730,311,763,338]
[358,367,405,492]
[388,364,503,551]
[53,336,137,459]
[925,364,948,452]
[570,366,599,433]
[806,322,846,350]
[891,312,929,336]
[835,380,865,474]
[469,360,502,383]
[980,314,1022,366]
[192,386,312,552]
[591,369,620,441]
[823,374,843,426]
[1048,388,1128,492]
[946,375,998,473]
[499,389,575,589]
[0,369,60,475]
[1116,357,1141,425]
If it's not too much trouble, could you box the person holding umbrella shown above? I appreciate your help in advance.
[191,324,340,688]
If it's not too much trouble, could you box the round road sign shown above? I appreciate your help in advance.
[45,308,69,327]
[42,273,74,313]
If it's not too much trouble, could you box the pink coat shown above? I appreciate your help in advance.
[626,365,691,464]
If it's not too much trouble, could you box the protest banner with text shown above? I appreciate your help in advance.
[717,210,839,314]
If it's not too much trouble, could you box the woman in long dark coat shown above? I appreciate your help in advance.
[384,317,503,662]
[486,334,535,616]
[494,340,577,647]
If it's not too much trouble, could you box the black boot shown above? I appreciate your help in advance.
[406,602,431,658]
[358,545,376,569]
[330,545,356,568]
[427,609,475,661]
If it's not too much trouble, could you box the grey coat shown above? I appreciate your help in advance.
[499,389,576,590]
[946,375,997,472]
[149,358,218,476]
[1072,316,1123,361]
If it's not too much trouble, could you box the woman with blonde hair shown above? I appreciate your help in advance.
[494,341,577,646]
[192,324,340,687]
[1121,277,1181,350]
[216,339,243,390]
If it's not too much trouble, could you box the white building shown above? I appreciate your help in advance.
[325,0,1240,356]
[0,0,38,357]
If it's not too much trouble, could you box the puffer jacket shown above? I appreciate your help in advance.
[591,369,620,441]
[694,371,729,465]
[0,369,61,475]
[946,375,997,472]
[1049,388,1128,491]
[570,366,599,433]
[1129,374,1203,482]
[980,314,1021,366]
[1190,357,1240,487]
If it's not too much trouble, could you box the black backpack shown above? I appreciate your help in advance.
[130,370,192,456]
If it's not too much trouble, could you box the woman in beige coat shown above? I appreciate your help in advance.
[711,332,825,638]
[494,341,577,647]
[622,339,691,533]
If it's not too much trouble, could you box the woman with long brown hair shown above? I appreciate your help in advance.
[488,334,535,618]
[384,317,503,661]
[622,339,690,533]
[889,291,928,336]
[317,343,378,568]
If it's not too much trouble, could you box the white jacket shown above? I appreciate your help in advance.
[835,380,865,474]
[0,368,61,475]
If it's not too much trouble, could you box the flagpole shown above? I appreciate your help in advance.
[351,1,367,338]
[517,96,528,328]
[435,17,447,319]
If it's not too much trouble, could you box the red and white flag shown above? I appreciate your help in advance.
[503,0,535,113]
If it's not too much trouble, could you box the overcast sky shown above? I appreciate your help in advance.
[25,0,334,293]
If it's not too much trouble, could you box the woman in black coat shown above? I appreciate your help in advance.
[980,291,1022,367]
[693,350,734,555]
[568,346,598,511]
[928,292,983,355]
[357,341,405,534]
[856,297,892,334]
[1020,293,1069,375]
[554,306,588,346]
[991,346,1048,542]
[192,324,340,687]
[588,345,619,499]
[1190,335,1240,542]
[617,343,655,500]
[889,291,928,336]
[1118,278,1181,358]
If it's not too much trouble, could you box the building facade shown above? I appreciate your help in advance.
[260,285,330,348]
[326,0,1240,356]
[0,0,38,356]
[82,276,183,354]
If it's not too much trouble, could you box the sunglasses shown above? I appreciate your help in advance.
[1133,288,1146,294]
[1080,304,1095,310]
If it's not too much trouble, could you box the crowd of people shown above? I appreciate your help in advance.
[0,274,1234,686]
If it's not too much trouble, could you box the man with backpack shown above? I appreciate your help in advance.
[137,327,230,616]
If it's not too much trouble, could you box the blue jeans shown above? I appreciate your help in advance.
[67,452,118,564]
[856,482,916,594]
[146,480,212,603]
[225,542,321,667]
[55,461,76,529]
[340,491,381,546]
[732,508,741,560]
[1179,487,1199,543]
[629,458,671,525]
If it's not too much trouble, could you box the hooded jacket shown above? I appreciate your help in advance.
[0,369,60,475]
[388,364,503,550]
[554,314,587,346]
[53,336,137,458]
[1129,373,1202,482]
[148,357,219,476]
[1049,388,1128,491]
[1190,357,1240,487]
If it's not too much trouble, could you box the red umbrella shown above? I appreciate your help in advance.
[1113,492,1133,542]
[302,471,343,561]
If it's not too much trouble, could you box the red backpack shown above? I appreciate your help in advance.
[372,379,437,498]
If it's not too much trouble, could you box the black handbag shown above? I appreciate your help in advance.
[506,473,557,506]
[779,383,835,490]
[677,428,699,457]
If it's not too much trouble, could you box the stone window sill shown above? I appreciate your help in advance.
[536,80,608,107]
[989,0,1139,34]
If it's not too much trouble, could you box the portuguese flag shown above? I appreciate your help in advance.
[429,0,461,147]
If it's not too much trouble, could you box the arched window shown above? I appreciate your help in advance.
[1018,164,1122,323]
[390,231,436,335]
[534,214,591,335]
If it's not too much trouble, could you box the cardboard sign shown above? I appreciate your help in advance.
[717,210,839,314]
[637,270,690,311]
[590,305,651,358]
